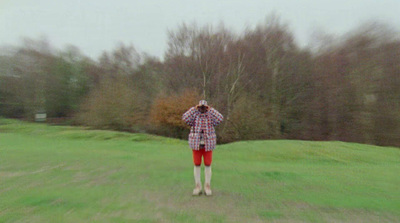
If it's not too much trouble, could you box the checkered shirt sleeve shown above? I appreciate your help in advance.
[182,107,197,126]
[209,108,223,126]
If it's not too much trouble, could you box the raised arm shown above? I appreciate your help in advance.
[209,107,223,126]
[182,107,198,126]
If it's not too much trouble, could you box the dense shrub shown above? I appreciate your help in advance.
[76,76,145,130]
[150,89,201,138]
[219,94,270,142]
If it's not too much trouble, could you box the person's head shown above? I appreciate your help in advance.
[197,100,209,113]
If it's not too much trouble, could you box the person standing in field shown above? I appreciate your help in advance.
[182,100,223,196]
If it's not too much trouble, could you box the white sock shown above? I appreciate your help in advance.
[205,166,212,186]
[194,166,201,186]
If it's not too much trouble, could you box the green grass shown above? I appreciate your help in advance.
[1,118,399,222]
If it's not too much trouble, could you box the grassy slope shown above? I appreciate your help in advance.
[0,118,399,223]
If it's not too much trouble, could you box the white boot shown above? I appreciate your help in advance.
[204,165,212,196]
[193,166,202,195]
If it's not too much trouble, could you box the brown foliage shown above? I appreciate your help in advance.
[150,89,201,129]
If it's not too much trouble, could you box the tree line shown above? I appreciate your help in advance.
[0,16,399,147]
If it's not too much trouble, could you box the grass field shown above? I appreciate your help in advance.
[0,118,399,223]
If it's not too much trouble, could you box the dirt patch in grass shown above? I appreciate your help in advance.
[136,188,272,223]
[0,164,66,178]
[280,201,400,223]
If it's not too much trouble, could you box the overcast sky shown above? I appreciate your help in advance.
[1,0,399,60]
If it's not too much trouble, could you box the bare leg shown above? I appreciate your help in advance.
[204,165,212,196]
[193,165,202,195]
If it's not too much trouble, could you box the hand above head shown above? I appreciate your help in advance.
[197,104,210,113]
[196,100,211,113]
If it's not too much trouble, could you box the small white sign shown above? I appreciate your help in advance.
[35,113,47,122]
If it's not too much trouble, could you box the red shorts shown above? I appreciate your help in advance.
[192,145,213,166]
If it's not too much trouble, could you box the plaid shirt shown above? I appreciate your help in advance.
[182,107,223,151]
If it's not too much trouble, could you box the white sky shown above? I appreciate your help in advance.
[1,0,399,60]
